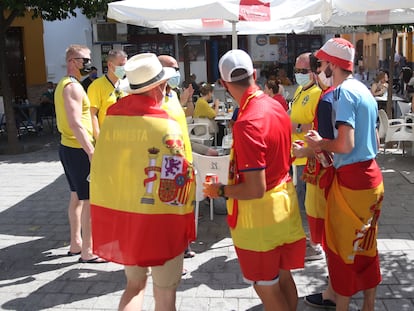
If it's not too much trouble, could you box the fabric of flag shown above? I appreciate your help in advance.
[302,158,334,245]
[324,159,384,296]
[226,148,306,281]
[90,95,195,267]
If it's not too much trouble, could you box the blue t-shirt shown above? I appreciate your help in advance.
[333,78,378,168]
[317,89,335,139]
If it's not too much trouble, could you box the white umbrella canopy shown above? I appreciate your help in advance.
[107,0,332,48]
[107,0,414,49]
[321,8,414,27]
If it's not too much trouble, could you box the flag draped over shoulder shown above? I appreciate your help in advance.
[90,95,195,266]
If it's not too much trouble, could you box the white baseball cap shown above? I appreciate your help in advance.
[219,49,254,82]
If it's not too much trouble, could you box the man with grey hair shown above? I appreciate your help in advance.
[88,49,128,139]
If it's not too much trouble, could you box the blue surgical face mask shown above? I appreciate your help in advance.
[295,73,311,87]
[114,66,125,80]
[167,71,181,89]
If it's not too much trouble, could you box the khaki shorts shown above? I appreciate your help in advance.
[124,254,184,289]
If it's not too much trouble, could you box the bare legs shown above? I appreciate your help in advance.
[67,191,94,259]
[335,287,376,311]
[68,191,82,253]
[80,199,94,259]
[322,277,337,303]
[153,285,177,311]
[361,288,377,311]
[118,278,177,311]
[253,269,297,311]
[118,278,146,311]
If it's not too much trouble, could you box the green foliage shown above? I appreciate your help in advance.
[1,0,112,26]
[364,24,414,33]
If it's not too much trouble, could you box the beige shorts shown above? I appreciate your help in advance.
[124,254,184,289]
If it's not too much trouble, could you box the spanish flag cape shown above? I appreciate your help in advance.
[322,159,384,295]
[226,148,306,280]
[90,94,195,266]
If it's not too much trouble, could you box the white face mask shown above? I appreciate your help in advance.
[114,66,125,80]
[318,71,332,87]
[295,73,311,86]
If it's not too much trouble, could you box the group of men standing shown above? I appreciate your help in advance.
[54,37,383,311]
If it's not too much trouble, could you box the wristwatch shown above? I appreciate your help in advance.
[217,184,227,199]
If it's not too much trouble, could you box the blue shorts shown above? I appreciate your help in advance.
[59,144,90,200]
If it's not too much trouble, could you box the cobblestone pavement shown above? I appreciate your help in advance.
[0,133,413,310]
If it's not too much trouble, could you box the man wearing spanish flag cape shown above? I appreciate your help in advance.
[90,53,195,310]
[306,38,384,311]
[204,49,306,311]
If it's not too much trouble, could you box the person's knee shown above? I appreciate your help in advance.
[126,277,147,293]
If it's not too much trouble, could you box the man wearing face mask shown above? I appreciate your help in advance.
[88,49,128,140]
[81,66,98,91]
[290,53,322,221]
[55,44,105,263]
[293,58,338,308]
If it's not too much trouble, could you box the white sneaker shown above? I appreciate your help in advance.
[305,244,324,261]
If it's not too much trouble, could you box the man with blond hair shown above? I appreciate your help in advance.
[55,44,104,263]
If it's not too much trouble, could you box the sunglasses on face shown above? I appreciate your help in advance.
[73,57,91,65]
[294,68,311,74]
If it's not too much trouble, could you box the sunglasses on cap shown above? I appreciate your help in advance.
[294,68,311,74]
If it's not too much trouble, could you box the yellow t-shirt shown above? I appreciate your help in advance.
[161,90,193,162]
[290,84,322,166]
[193,97,216,119]
[55,76,93,148]
[88,75,126,126]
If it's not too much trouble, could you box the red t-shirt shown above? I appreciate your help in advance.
[233,86,292,190]
[272,93,289,111]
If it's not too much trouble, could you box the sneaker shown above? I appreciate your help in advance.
[305,244,324,261]
[304,293,336,309]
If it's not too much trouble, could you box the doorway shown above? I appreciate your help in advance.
[5,27,27,101]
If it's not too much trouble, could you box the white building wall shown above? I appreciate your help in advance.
[43,9,102,83]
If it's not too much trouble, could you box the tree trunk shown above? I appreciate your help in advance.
[0,23,22,153]
[386,29,397,118]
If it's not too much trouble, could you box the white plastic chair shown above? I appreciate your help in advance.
[397,101,412,117]
[187,121,214,146]
[192,152,230,234]
[378,109,413,154]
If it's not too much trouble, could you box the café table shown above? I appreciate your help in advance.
[375,94,405,118]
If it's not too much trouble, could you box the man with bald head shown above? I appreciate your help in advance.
[290,52,323,261]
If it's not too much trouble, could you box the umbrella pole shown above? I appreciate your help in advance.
[231,21,238,49]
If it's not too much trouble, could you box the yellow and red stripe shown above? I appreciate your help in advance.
[325,159,383,296]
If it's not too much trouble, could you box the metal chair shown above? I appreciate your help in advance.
[192,152,230,234]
